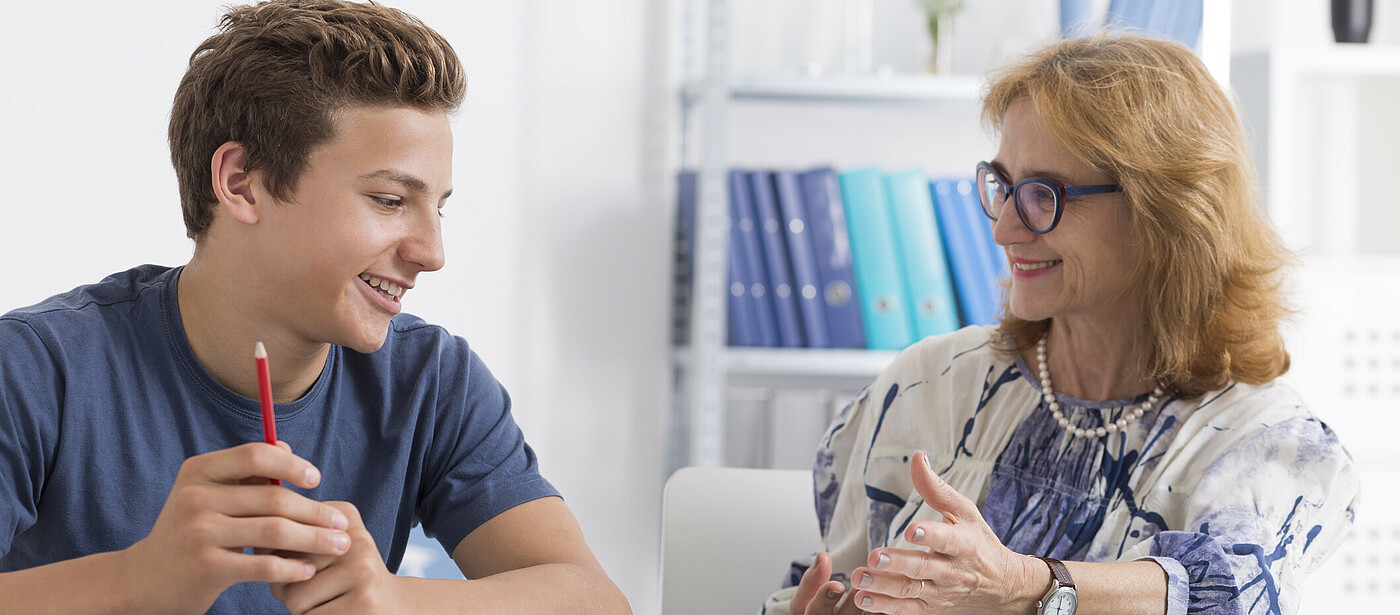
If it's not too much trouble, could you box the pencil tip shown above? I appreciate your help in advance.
[254,341,267,359]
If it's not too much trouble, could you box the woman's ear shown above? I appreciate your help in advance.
[210,141,261,225]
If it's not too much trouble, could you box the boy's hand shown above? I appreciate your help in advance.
[122,442,351,615]
[271,501,408,615]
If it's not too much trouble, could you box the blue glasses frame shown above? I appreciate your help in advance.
[975,161,1121,234]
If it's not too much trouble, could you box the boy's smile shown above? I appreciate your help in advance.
[357,273,408,306]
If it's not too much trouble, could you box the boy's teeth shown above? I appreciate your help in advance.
[360,273,405,299]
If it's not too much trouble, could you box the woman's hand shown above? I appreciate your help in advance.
[790,551,867,615]
[847,451,1047,615]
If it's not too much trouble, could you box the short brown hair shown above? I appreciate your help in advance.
[982,34,1292,397]
[169,0,466,241]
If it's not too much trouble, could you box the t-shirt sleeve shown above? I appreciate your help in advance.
[413,337,559,558]
[0,318,61,557]
[1120,416,1359,615]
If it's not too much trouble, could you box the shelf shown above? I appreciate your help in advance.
[1262,44,1400,77]
[674,346,899,379]
[1233,45,1400,257]
[681,72,983,105]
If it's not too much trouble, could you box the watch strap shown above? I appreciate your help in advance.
[1036,556,1075,589]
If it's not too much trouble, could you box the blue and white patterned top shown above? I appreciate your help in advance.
[762,326,1359,615]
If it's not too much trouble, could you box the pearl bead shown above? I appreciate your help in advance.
[1036,337,1165,441]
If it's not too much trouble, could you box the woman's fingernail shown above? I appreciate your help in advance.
[331,511,349,530]
[332,532,350,552]
[858,573,872,587]
[304,562,315,579]
[305,467,320,485]
[826,589,841,600]
[861,597,873,607]
[913,527,925,541]
[876,553,890,569]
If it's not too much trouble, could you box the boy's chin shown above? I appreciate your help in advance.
[340,329,391,354]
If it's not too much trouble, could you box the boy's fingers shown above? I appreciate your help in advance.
[217,485,349,530]
[189,442,321,489]
[222,551,316,586]
[322,501,365,530]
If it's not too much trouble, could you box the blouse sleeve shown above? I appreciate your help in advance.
[759,384,875,615]
[1122,415,1359,615]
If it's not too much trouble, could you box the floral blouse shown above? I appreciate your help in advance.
[762,326,1358,615]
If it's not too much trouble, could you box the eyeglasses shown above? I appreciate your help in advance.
[975,161,1121,234]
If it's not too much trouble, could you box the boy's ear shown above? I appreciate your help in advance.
[210,141,262,225]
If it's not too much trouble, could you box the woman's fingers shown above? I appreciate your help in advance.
[833,581,868,615]
[851,563,939,600]
[803,580,848,615]
[849,588,926,614]
[789,552,833,615]
[902,519,974,558]
[910,451,982,525]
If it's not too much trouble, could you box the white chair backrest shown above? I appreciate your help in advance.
[660,466,819,615]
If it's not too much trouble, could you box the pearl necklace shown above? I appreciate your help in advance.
[1036,337,1164,439]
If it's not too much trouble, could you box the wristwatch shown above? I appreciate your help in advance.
[1035,556,1078,615]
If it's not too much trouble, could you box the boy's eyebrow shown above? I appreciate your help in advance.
[360,169,453,200]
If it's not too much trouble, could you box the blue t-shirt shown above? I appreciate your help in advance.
[0,265,558,612]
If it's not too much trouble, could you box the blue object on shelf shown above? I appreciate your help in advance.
[798,167,865,349]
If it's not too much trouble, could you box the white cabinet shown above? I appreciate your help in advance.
[1233,44,1400,613]
[1233,45,1400,257]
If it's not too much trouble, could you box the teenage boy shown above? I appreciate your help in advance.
[0,1,630,613]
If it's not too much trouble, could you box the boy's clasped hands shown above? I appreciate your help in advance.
[125,442,404,615]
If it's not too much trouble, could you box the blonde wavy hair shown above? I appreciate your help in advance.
[982,33,1292,397]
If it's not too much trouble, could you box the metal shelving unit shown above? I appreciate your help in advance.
[669,0,984,471]
[680,72,983,105]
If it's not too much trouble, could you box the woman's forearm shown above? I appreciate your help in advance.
[1049,559,1168,615]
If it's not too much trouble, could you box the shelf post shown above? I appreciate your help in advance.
[679,0,731,468]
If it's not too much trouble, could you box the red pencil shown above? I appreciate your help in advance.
[254,341,281,486]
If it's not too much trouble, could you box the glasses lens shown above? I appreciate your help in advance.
[977,167,1005,220]
[1015,181,1059,232]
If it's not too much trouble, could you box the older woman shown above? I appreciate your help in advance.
[762,34,1358,615]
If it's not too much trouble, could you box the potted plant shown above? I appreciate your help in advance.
[915,0,965,73]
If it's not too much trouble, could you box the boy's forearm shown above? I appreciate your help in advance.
[0,549,149,615]
[398,562,631,614]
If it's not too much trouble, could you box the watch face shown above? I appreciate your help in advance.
[1045,590,1078,615]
